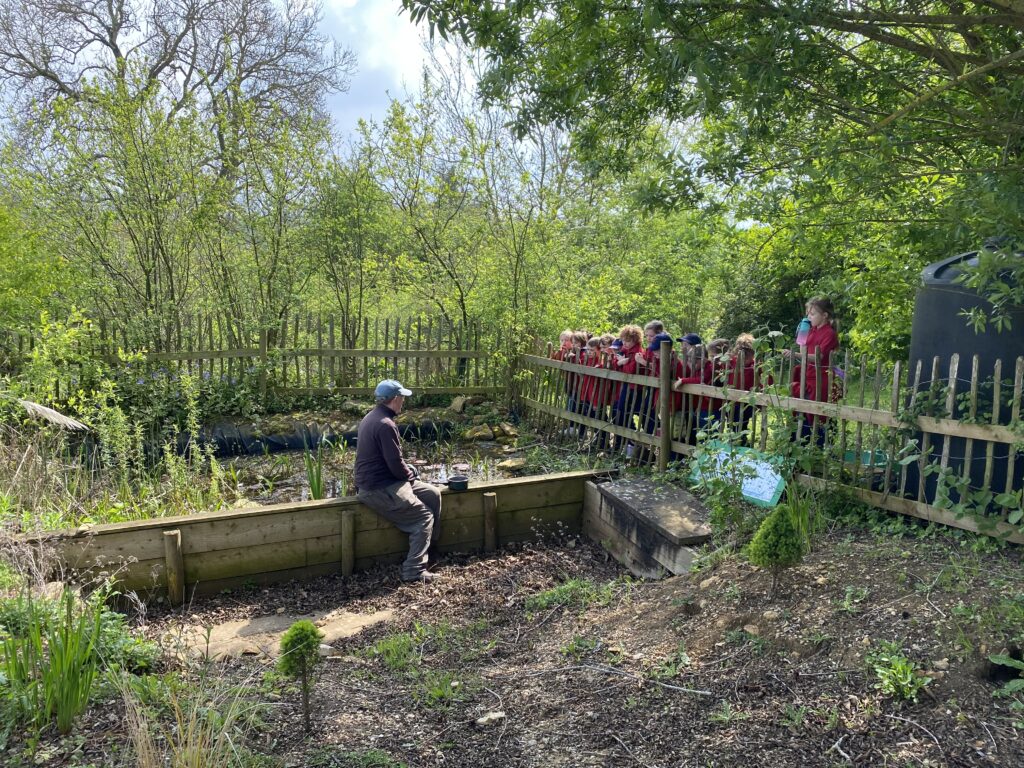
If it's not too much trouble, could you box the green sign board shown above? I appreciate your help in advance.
[690,441,787,508]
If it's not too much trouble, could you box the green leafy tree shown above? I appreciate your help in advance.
[0,201,63,329]
[311,146,394,353]
[369,91,487,327]
[0,0,355,341]
[402,0,1024,344]
[278,619,324,734]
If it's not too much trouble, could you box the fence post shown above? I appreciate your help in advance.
[341,509,355,577]
[658,340,673,471]
[163,530,185,607]
[483,492,498,552]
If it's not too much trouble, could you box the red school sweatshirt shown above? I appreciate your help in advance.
[790,324,839,403]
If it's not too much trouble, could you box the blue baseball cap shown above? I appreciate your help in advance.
[648,332,673,351]
[676,333,702,346]
[610,339,623,349]
[374,379,412,399]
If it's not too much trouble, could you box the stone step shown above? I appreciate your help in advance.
[583,478,712,579]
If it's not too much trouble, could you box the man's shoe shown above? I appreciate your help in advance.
[402,570,438,584]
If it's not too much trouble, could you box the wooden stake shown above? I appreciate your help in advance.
[341,510,355,577]
[163,530,185,607]
[483,492,498,552]
[658,341,673,471]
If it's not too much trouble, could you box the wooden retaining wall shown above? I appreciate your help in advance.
[35,472,601,600]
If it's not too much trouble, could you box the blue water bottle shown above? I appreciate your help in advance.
[796,317,811,346]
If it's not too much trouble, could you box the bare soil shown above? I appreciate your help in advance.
[7,518,1024,767]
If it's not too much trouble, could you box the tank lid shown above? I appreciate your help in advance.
[922,241,1023,286]
[922,251,978,285]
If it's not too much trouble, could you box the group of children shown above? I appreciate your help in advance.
[550,297,840,448]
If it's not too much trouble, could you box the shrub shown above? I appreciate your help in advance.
[747,503,806,597]
[0,585,157,745]
[278,619,323,733]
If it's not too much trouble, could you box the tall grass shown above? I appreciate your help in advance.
[303,440,327,500]
[118,667,265,768]
[0,424,236,532]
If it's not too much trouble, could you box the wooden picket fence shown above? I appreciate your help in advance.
[0,315,503,399]
[518,343,1024,544]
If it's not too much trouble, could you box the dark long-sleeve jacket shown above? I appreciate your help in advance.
[354,404,413,491]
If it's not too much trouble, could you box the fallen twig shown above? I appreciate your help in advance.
[499,663,713,696]
[885,713,942,750]
[611,733,657,768]
[828,734,851,761]
[483,686,509,749]
[582,663,713,696]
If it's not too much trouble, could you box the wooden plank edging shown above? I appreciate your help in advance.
[30,471,607,598]
[27,471,601,540]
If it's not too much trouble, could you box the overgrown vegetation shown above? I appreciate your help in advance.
[523,577,629,616]
[0,583,158,750]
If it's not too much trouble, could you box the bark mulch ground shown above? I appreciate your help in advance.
[7,518,1023,767]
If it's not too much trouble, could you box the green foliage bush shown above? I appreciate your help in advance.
[747,502,807,596]
[278,619,323,733]
[0,585,158,745]
[1,587,102,738]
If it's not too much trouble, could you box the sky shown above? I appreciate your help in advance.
[322,1,432,137]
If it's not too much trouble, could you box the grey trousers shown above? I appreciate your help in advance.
[357,480,442,579]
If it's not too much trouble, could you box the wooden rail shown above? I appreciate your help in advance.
[31,472,605,599]
[518,346,1024,542]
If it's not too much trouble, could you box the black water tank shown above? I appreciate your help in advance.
[909,249,1024,380]
[905,246,1024,504]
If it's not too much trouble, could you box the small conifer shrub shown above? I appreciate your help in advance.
[278,619,324,733]
[747,503,806,597]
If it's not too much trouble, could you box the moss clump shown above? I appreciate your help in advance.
[747,505,806,597]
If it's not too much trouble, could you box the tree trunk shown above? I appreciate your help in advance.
[301,667,311,733]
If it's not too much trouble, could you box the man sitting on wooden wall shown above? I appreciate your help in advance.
[354,379,442,583]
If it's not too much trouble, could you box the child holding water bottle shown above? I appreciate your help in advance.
[788,297,840,445]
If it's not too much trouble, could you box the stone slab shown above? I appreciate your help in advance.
[182,607,393,660]
[596,478,711,546]
[583,481,703,579]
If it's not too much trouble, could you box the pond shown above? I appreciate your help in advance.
[227,436,525,505]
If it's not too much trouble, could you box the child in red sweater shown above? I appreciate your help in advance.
[612,325,644,450]
[788,297,840,445]
[729,333,759,443]
[674,338,730,442]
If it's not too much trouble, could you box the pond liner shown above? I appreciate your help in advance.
[183,419,458,457]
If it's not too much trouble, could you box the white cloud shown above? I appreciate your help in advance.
[324,0,427,91]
